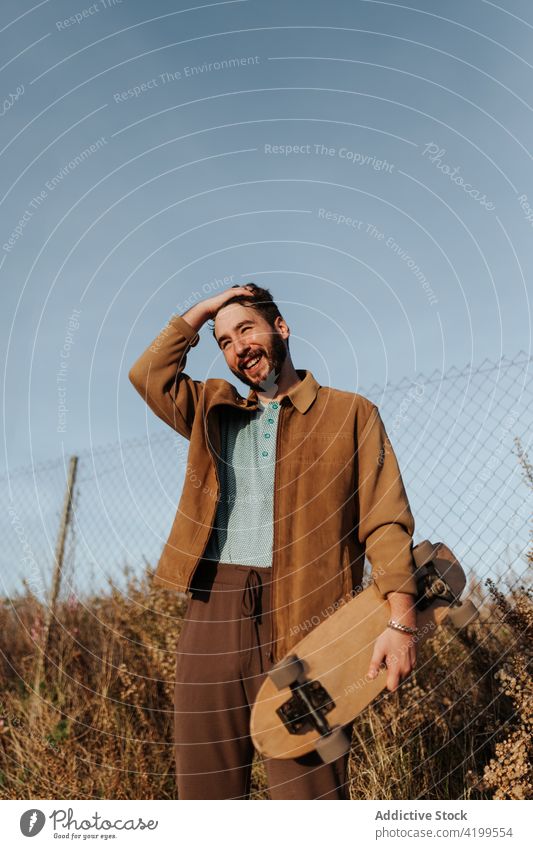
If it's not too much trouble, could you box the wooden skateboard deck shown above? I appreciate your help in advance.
[250,540,478,762]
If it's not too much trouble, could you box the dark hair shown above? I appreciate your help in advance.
[210,283,287,345]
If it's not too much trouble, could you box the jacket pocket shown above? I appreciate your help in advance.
[286,431,353,465]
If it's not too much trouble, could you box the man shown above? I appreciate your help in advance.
[128,283,418,800]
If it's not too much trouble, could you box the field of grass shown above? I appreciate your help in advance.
[1,456,531,800]
[1,564,530,800]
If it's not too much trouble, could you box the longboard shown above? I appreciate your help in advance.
[250,540,478,763]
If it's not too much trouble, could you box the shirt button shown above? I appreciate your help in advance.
[267,418,274,424]
[271,402,279,409]
[261,450,269,457]
[263,432,270,439]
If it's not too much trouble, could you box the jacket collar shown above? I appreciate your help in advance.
[205,370,320,416]
[245,369,320,414]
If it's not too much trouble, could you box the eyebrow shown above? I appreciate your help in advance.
[216,319,255,346]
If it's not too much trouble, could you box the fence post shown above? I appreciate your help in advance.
[31,455,78,712]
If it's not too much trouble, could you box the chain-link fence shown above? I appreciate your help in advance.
[2,351,531,605]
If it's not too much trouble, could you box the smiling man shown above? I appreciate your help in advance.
[128,283,418,800]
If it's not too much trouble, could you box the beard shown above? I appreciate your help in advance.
[229,331,288,396]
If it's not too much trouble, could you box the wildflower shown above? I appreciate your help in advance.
[67,593,79,613]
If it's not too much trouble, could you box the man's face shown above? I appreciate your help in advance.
[214,303,289,393]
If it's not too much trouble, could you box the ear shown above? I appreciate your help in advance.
[274,315,290,342]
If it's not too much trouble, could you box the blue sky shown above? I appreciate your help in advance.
[1,0,532,471]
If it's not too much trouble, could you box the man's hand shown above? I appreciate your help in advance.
[367,628,417,692]
[367,590,417,692]
[181,284,256,332]
[203,284,257,319]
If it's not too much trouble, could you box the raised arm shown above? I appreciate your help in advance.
[128,286,254,439]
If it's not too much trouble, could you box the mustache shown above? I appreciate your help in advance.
[238,349,266,367]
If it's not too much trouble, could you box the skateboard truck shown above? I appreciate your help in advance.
[413,540,478,627]
[269,655,351,763]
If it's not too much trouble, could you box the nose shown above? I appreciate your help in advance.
[234,339,250,356]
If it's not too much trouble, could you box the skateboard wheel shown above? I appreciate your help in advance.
[315,728,351,764]
[413,540,437,567]
[447,600,479,628]
[268,654,305,689]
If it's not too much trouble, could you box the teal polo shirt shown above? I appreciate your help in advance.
[202,398,281,567]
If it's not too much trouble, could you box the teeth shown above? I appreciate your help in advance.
[243,354,261,369]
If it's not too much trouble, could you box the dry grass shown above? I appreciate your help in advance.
[1,569,530,800]
[0,578,185,799]
[1,448,531,800]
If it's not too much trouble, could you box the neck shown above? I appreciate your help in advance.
[255,357,301,404]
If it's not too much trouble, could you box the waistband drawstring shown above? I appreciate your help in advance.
[241,569,265,674]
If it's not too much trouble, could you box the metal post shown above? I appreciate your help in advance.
[31,455,78,710]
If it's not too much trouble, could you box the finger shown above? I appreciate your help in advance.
[387,670,401,692]
[368,645,385,679]
[399,666,411,681]
[388,651,412,688]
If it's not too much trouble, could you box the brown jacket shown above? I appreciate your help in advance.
[128,313,418,661]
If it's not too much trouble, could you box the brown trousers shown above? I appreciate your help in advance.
[173,559,352,799]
